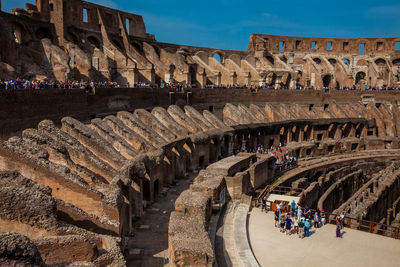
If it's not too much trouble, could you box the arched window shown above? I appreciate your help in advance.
[213,53,222,63]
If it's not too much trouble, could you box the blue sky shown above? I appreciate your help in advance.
[4,0,400,51]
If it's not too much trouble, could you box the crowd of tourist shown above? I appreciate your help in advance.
[0,79,119,90]
[1,78,400,92]
[261,199,345,238]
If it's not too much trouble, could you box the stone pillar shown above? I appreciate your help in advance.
[299,129,304,142]
[241,136,247,152]
[247,72,251,86]
[287,130,292,144]
[231,72,237,85]
[228,141,234,156]
[275,75,282,89]
[290,79,296,90]
[311,73,316,88]
[198,70,206,87]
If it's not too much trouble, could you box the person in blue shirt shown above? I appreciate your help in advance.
[304,219,311,237]
[291,200,296,218]
[286,216,292,235]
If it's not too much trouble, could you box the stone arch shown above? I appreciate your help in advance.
[343,58,350,66]
[35,27,53,42]
[313,58,322,65]
[195,50,208,62]
[328,58,337,65]
[87,36,101,48]
[355,72,366,85]
[392,58,400,65]
[213,52,223,63]
[375,58,387,66]
[228,54,241,65]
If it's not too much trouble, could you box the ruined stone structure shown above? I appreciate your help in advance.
[2,1,400,266]
[0,0,399,88]
[1,97,400,265]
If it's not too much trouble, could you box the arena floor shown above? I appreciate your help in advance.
[248,208,400,267]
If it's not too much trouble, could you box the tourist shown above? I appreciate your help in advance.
[321,210,326,225]
[314,213,320,228]
[286,216,292,235]
[274,209,280,227]
[336,221,342,238]
[280,215,286,233]
[297,205,302,219]
[293,217,299,234]
[340,212,345,229]
[262,196,267,212]
[298,217,305,238]
[291,200,296,218]
[304,219,311,237]
[277,202,282,221]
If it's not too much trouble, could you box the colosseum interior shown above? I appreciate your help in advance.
[1,1,400,267]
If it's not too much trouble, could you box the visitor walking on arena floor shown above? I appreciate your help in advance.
[286,216,292,235]
[274,209,280,227]
[280,215,286,233]
[336,221,342,238]
[291,200,296,218]
[304,219,311,237]
[298,217,305,238]
[297,205,302,219]
[262,196,267,212]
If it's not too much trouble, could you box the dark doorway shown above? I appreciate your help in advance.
[154,180,159,200]
[143,180,151,202]
[322,75,331,87]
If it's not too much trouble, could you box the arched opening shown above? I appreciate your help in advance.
[313,58,321,64]
[343,58,350,66]
[213,53,222,63]
[322,75,332,87]
[375,58,386,66]
[392,59,400,65]
[328,58,337,65]
[87,36,100,48]
[355,72,366,85]
[10,22,25,44]
[35,27,53,42]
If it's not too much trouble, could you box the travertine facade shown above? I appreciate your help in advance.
[1,0,399,88]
